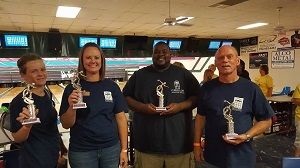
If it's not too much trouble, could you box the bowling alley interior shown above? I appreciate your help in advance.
[1,0,300,167]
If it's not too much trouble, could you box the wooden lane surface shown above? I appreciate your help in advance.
[0,87,24,104]
[0,87,11,95]
[47,85,71,134]
[47,85,64,103]
[117,81,127,91]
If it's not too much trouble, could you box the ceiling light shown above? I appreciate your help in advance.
[56,6,81,18]
[237,23,268,29]
[176,16,194,24]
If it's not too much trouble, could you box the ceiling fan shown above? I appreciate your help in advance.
[274,7,286,35]
[163,0,193,26]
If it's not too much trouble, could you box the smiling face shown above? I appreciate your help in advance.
[21,59,47,87]
[214,46,240,76]
[152,43,171,70]
[82,46,102,76]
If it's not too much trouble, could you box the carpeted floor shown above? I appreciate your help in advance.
[254,132,295,168]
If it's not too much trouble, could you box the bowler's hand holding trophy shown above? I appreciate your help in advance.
[22,83,41,125]
[155,80,168,111]
[71,69,87,109]
[223,100,238,139]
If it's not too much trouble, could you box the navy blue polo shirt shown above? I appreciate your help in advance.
[59,79,128,152]
[197,77,274,168]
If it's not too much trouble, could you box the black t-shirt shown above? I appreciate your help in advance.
[10,91,60,168]
[123,64,200,154]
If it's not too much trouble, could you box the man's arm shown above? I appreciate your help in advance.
[194,114,206,162]
[125,96,157,115]
[244,118,272,139]
[292,98,300,106]
[223,118,272,145]
[160,96,197,115]
[267,87,273,97]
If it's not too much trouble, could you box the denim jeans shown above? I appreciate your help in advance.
[69,143,120,168]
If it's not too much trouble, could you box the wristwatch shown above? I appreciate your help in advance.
[245,134,251,142]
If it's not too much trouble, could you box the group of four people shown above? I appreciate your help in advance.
[9,42,274,168]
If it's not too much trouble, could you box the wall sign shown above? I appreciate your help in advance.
[271,49,295,68]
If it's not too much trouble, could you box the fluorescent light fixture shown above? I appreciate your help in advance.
[237,23,268,29]
[56,6,81,18]
[176,16,194,24]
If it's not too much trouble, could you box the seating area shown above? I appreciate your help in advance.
[282,157,300,168]
[273,86,292,96]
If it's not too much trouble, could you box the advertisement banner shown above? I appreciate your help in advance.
[258,35,277,51]
[249,52,268,69]
[271,49,295,68]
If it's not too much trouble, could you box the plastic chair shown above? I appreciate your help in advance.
[282,157,300,168]
[282,86,291,95]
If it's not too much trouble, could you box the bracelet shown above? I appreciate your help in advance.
[193,142,201,147]
[245,134,251,142]
[121,149,128,153]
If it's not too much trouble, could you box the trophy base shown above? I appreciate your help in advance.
[22,118,41,125]
[225,133,238,140]
[156,107,167,112]
[73,103,87,109]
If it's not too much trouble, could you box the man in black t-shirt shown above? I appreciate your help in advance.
[123,42,200,168]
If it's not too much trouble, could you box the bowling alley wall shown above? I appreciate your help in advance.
[0,30,299,92]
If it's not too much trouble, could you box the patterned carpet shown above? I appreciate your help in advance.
[254,132,295,168]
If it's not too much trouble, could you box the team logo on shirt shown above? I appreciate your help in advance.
[104,91,113,102]
[82,90,90,96]
[232,97,244,111]
[171,80,184,94]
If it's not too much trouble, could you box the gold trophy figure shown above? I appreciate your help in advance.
[223,100,238,140]
[71,70,87,109]
[155,80,168,111]
[22,83,41,125]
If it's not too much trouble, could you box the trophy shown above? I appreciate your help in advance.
[71,70,87,109]
[223,100,238,140]
[155,80,168,111]
[22,83,41,125]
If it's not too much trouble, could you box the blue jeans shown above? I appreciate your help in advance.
[69,143,120,168]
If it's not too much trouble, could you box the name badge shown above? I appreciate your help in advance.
[82,90,90,96]
[232,97,243,111]
[104,91,113,102]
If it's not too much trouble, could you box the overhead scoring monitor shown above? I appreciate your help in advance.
[100,37,117,49]
[4,34,29,47]
[208,40,221,50]
[79,37,98,47]
[169,40,182,50]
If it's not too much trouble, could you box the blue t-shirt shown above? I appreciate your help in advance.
[10,91,60,168]
[59,79,128,152]
[197,77,274,168]
[123,64,200,154]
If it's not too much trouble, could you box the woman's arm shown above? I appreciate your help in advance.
[11,107,33,143]
[60,89,81,129]
[115,112,128,151]
[115,112,128,167]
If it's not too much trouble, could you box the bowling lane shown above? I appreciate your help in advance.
[47,84,64,103]
[117,81,127,90]
[0,87,25,104]
[0,87,11,95]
